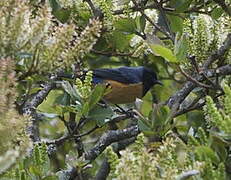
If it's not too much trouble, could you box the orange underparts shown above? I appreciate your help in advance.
[102,79,143,104]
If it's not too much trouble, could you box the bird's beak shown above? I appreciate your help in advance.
[155,80,163,85]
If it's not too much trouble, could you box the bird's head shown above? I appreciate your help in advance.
[142,67,162,96]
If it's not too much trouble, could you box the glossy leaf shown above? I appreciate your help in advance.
[114,18,136,34]
[88,105,114,126]
[170,0,192,12]
[61,81,81,103]
[53,9,71,23]
[135,15,146,33]
[174,33,188,61]
[195,146,220,165]
[167,15,183,33]
[110,31,133,51]
[149,44,178,63]
[88,85,106,110]
[211,8,224,19]
[49,0,61,12]
[138,118,152,133]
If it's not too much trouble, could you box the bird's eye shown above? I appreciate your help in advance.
[106,83,111,88]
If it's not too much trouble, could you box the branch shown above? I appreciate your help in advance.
[94,137,136,180]
[84,125,140,161]
[167,34,231,109]
[172,64,231,116]
[131,0,174,41]
[176,170,200,180]
[179,66,212,89]
[113,3,209,15]
[22,78,56,142]
[94,159,110,180]
[203,33,231,69]
[84,0,103,18]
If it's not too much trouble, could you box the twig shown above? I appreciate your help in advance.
[176,170,200,180]
[178,66,212,88]
[94,159,110,180]
[167,34,231,109]
[84,0,103,18]
[21,76,56,142]
[203,33,231,69]
[94,137,136,180]
[131,0,174,41]
[154,0,175,40]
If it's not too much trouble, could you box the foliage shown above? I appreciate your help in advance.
[107,133,226,180]
[106,83,231,179]
[3,143,57,180]
[0,0,230,179]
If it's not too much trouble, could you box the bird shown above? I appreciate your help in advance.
[92,66,162,104]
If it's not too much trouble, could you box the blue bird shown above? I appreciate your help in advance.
[92,66,162,104]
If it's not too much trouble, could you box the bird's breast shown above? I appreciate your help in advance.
[103,80,143,104]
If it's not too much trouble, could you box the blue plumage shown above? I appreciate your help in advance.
[92,66,162,103]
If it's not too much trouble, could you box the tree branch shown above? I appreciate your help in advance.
[167,33,231,109]
[203,33,231,69]
[94,137,136,180]
[21,78,56,142]
[84,125,140,161]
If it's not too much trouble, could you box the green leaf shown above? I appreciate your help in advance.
[110,31,133,51]
[54,92,71,106]
[53,9,71,23]
[174,33,188,61]
[195,146,220,165]
[135,15,146,33]
[146,34,163,46]
[114,18,136,34]
[40,112,58,119]
[88,105,114,126]
[61,81,81,103]
[136,98,153,117]
[81,102,90,117]
[152,105,170,128]
[149,44,178,63]
[167,15,183,33]
[42,176,58,180]
[88,85,106,110]
[49,0,61,12]
[138,119,152,132]
[16,52,33,59]
[211,8,224,19]
[170,0,192,12]
[29,166,42,176]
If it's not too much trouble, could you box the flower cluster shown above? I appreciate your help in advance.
[0,0,51,58]
[204,82,231,134]
[76,71,93,99]
[183,15,231,67]
[61,19,102,68]
[108,135,206,180]
[96,0,114,26]
[0,58,32,174]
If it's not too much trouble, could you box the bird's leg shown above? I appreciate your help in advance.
[114,104,135,118]
[97,99,108,108]
[114,104,127,113]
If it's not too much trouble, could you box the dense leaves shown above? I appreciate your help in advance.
[0,0,230,179]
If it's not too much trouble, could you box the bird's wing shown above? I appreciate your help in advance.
[93,68,138,84]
